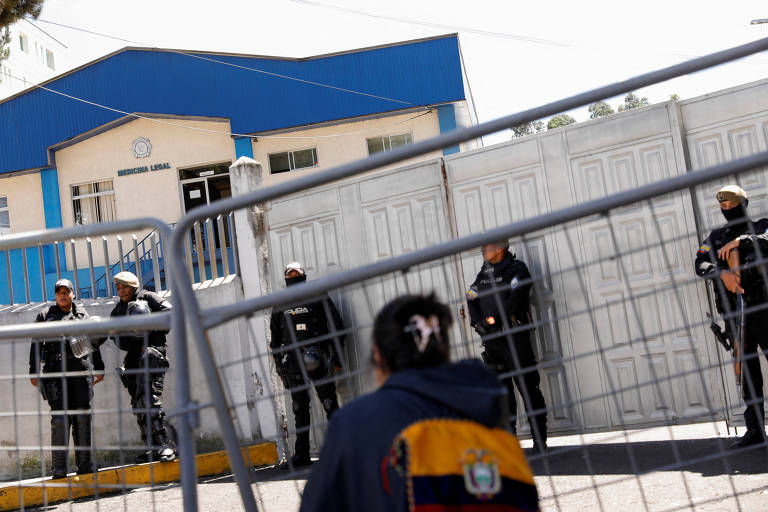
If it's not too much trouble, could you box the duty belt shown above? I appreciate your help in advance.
[43,353,79,364]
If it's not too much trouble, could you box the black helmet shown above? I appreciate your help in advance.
[127,300,151,315]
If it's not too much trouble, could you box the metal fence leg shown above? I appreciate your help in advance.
[167,248,259,512]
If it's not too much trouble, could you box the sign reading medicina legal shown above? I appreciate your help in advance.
[117,162,171,177]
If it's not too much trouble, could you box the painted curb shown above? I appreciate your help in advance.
[0,442,277,510]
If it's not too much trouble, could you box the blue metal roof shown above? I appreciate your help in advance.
[0,35,465,174]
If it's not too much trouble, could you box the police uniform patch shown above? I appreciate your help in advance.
[510,277,519,289]
[296,324,307,331]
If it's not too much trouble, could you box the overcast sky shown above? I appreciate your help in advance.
[28,0,768,145]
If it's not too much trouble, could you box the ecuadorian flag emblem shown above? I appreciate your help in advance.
[382,418,540,511]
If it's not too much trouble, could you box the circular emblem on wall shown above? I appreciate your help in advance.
[131,137,152,158]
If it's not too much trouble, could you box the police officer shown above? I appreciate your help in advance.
[695,184,768,449]
[29,279,104,478]
[466,240,548,452]
[108,271,177,462]
[270,262,346,468]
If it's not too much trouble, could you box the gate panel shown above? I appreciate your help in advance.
[446,142,577,432]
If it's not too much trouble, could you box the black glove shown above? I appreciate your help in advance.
[474,317,499,337]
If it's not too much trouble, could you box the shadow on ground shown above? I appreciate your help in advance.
[525,438,768,477]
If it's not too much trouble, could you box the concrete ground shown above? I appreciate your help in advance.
[27,422,767,512]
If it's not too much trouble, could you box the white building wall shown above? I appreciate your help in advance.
[53,116,236,268]
[251,108,449,188]
[0,21,70,99]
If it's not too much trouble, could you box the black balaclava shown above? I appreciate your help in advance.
[285,274,307,287]
[721,200,749,232]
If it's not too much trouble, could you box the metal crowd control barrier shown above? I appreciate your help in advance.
[166,36,768,512]
[0,218,193,511]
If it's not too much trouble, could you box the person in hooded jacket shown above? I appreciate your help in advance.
[466,240,548,452]
[695,184,768,449]
[300,294,534,512]
[270,262,346,469]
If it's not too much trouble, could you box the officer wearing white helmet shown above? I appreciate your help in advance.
[29,278,104,477]
[107,271,176,462]
[695,184,768,448]
[270,262,346,469]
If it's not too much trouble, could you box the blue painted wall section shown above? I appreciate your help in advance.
[436,104,460,156]
[234,137,254,159]
[40,168,66,273]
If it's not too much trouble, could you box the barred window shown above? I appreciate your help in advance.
[269,148,319,174]
[72,180,117,226]
[366,133,413,155]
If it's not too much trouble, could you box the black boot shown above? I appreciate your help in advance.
[51,415,69,479]
[134,413,153,463]
[279,431,312,470]
[729,429,767,449]
[150,414,177,462]
[531,417,548,454]
[72,414,96,474]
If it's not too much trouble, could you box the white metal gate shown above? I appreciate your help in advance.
[263,84,768,435]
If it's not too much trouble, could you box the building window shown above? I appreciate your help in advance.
[19,34,28,53]
[269,148,318,174]
[72,180,117,226]
[0,196,9,235]
[46,50,55,70]
[366,133,413,155]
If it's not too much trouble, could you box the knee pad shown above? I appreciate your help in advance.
[321,399,336,414]
[131,388,149,412]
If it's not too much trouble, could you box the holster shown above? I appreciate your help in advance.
[38,378,61,405]
[117,366,129,389]
[480,349,505,372]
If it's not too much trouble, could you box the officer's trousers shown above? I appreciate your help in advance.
[743,313,768,435]
[284,372,339,459]
[40,361,94,475]
[482,331,547,444]
[121,349,175,454]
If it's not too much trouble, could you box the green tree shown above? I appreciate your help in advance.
[588,101,615,119]
[547,114,576,130]
[511,120,546,138]
[617,92,649,112]
[0,1,45,28]
[0,28,9,62]
[670,93,680,102]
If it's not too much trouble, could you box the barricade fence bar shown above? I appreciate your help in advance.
[0,218,199,512]
[166,56,768,508]
[172,161,768,510]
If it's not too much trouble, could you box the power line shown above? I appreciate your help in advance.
[289,0,575,47]
[1,70,432,139]
[289,0,768,65]
[28,17,414,106]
